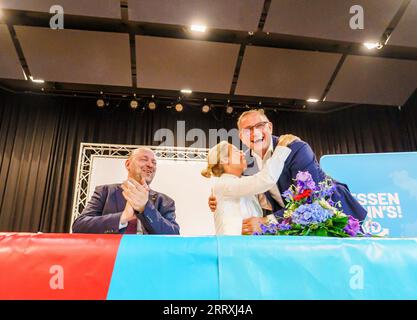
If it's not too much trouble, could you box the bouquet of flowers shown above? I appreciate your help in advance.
[258,171,363,237]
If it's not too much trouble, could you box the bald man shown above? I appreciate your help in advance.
[72,148,180,235]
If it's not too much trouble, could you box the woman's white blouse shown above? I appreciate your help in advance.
[212,146,291,235]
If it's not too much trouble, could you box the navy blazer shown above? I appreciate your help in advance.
[72,184,180,234]
[244,136,368,222]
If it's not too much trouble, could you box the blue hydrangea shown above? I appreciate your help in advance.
[277,222,292,231]
[259,221,292,235]
[260,223,279,235]
[291,202,333,226]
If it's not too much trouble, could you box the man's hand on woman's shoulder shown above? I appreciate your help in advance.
[278,134,301,147]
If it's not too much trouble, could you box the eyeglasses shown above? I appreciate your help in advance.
[240,121,270,136]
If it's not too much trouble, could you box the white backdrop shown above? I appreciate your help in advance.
[89,155,215,235]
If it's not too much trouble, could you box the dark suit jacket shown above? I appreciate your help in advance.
[244,136,368,222]
[72,184,180,234]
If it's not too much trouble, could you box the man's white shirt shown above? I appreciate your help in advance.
[252,140,286,223]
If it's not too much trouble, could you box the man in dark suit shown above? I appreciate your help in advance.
[72,148,180,235]
[209,109,367,234]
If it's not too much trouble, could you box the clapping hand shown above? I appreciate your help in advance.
[121,178,150,213]
[120,201,136,225]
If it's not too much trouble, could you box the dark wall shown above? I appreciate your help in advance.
[1,90,416,232]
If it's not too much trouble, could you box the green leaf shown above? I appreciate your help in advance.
[327,229,350,238]
[332,217,348,228]
[316,228,328,236]
[301,228,312,236]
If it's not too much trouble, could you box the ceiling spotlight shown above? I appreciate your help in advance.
[175,103,184,112]
[190,24,207,33]
[202,104,210,113]
[148,101,157,110]
[180,88,192,94]
[307,98,319,103]
[248,31,254,36]
[130,99,139,109]
[226,105,234,114]
[29,76,45,83]
[96,98,105,108]
[147,95,157,110]
[363,42,381,50]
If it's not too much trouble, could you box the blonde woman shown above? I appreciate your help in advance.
[201,136,296,235]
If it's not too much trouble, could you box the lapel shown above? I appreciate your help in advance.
[139,189,158,232]
[268,136,285,211]
[148,189,158,205]
[115,185,126,213]
[264,190,281,213]
[272,135,285,192]
[272,135,279,150]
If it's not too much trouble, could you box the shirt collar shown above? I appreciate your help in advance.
[265,140,274,158]
[253,139,274,168]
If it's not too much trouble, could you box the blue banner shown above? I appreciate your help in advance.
[107,236,417,300]
[218,236,417,299]
[107,236,220,300]
[321,152,417,237]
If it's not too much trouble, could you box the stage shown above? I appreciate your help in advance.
[1,233,417,300]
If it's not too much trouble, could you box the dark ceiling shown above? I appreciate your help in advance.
[0,0,417,113]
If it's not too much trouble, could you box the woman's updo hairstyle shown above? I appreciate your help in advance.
[201,141,230,178]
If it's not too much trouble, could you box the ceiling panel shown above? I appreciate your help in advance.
[0,0,121,19]
[264,0,402,43]
[136,35,240,93]
[129,0,264,32]
[235,46,341,100]
[326,55,417,106]
[0,24,25,80]
[15,26,131,86]
[389,0,417,48]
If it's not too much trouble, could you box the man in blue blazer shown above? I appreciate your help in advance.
[72,148,180,235]
[209,109,367,234]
